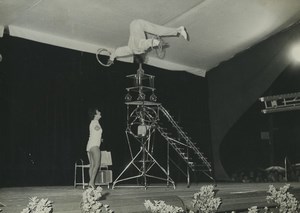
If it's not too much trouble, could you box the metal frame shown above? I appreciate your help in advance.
[259,92,300,113]
[112,63,214,189]
[157,105,214,183]
[112,103,175,189]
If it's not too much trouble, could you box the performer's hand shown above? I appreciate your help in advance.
[107,59,114,66]
[95,125,101,131]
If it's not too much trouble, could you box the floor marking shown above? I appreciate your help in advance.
[230,190,258,194]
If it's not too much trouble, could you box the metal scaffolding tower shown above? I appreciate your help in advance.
[112,64,213,189]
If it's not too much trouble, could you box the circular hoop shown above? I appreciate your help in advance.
[96,48,112,67]
[128,106,158,139]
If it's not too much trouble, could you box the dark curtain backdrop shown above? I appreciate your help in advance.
[207,23,300,180]
[0,36,210,186]
[221,64,300,177]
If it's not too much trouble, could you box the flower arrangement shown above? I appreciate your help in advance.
[144,200,184,213]
[81,186,114,213]
[247,206,259,213]
[247,206,269,213]
[18,183,300,213]
[144,185,221,213]
[266,184,299,212]
[20,197,53,213]
[190,185,221,213]
[247,184,300,213]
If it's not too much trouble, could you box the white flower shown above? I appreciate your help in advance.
[20,197,53,213]
[81,186,113,213]
[191,185,221,213]
[266,184,300,212]
[248,206,258,213]
[144,199,184,213]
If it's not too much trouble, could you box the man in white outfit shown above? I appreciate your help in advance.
[108,19,189,64]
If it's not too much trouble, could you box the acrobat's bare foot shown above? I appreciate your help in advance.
[88,182,95,189]
[178,26,190,41]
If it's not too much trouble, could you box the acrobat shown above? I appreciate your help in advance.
[96,19,189,66]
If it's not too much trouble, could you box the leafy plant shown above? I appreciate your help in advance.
[248,184,300,213]
[190,185,221,213]
[266,184,299,212]
[20,197,53,213]
[144,200,184,213]
[144,185,221,213]
[81,186,114,213]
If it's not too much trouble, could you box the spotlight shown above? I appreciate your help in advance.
[291,45,300,62]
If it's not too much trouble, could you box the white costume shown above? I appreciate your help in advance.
[110,19,182,61]
[86,120,102,152]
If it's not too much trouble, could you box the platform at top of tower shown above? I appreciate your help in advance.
[125,101,161,106]
[126,73,155,80]
[126,73,155,89]
[126,86,155,92]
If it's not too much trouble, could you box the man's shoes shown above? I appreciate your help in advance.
[178,26,189,41]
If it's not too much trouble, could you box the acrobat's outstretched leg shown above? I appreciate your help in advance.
[103,19,189,65]
[127,19,189,55]
[129,19,189,41]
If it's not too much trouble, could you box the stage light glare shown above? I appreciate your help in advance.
[291,45,300,62]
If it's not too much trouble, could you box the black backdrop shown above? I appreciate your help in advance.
[2,27,300,186]
[221,64,300,177]
[207,22,300,180]
[0,36,210,186]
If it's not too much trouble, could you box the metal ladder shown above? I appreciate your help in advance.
[157,105,214,182]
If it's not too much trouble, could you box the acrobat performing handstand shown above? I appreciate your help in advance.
[96,19,189,66]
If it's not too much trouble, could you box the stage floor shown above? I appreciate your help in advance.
[1,182,300,213]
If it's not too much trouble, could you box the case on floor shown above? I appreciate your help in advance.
[95,169,113,188]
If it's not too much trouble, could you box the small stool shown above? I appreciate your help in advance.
[74,159,90,189]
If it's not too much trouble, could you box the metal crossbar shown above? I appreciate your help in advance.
[259,92,300,114]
